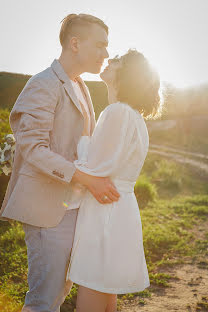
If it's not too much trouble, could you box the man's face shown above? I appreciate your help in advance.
[77,24,109,74]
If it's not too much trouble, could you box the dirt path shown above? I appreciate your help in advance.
[149,145,208,175]
[120,221,208,312]
[119,176,208,312]
[150,144,208,161]
[120,263,208,312]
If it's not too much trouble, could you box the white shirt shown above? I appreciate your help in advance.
[66,79,91,211]
[70,79,91,134]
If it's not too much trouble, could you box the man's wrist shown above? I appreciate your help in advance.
[72,168,87,186]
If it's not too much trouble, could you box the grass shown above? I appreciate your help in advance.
[196,296,208,311]
[0,154,208,311]
[0,292,22,312]
[141,154,208,198]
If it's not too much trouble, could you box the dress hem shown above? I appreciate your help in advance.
[68,277,150,294]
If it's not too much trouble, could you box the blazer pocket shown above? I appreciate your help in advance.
[5,173,68,226]
[19,169,54,184]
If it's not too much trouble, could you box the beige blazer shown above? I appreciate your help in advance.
[0,59,96,227]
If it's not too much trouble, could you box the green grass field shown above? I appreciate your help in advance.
[0,154,207,312]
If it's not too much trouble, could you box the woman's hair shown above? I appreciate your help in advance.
[59,14,108,48]
[115,49,162,119]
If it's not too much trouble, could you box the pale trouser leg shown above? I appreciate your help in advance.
[76,286,117,312]
[22,209,78,312]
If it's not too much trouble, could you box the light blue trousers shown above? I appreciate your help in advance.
[22,209,79,312]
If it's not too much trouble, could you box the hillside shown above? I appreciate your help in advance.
[0,71,108,119]
[1,71,208,120]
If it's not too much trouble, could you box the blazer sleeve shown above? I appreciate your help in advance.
[74,102,135,177]
[10,78,76,184]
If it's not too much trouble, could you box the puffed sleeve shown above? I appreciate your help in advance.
[74,102,135,177]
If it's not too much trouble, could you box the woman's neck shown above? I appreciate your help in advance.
[107,85,118,104]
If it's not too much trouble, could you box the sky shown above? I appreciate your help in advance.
[1,0,208,88]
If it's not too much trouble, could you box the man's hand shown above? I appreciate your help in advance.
[72,169,120,204]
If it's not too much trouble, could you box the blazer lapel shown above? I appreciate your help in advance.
[76,77,96,135]
[63,81,83,116]
[51,59,83,116]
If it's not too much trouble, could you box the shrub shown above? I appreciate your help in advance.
[0,109,11,205]
[0,109,11,144]
[134,174,157,208]
[152,159,182,190]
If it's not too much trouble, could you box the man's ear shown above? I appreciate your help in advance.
[70,37,79,53]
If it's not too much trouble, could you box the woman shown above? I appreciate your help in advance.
[67,49,162,311]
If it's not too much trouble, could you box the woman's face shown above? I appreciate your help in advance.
[100,56,122,86]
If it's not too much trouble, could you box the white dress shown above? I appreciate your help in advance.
[66,102,150,294]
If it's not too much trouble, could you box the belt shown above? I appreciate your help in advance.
[112,178,135,193]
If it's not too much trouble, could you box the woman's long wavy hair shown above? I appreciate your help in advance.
[114,49,163,119]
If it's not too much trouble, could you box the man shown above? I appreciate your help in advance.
[0,14,120,312]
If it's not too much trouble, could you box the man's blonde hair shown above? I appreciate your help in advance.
[59,13,108,48]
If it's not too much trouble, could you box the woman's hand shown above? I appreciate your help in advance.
[71,169,120,204]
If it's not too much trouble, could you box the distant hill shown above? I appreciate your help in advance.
[0,72,108,119]
[162,82,208,118]
[1,71,208,120]
[0,72,31,110]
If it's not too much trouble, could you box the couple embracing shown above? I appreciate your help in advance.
[0,13,162,312]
